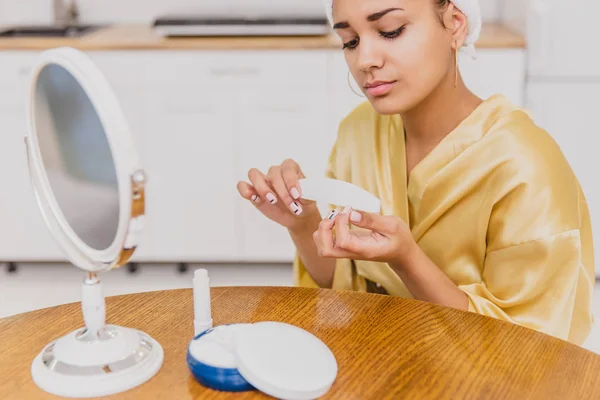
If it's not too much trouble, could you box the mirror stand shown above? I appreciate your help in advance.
[24,47,165,397]
[26,135,164,397]
[30,271,164,398]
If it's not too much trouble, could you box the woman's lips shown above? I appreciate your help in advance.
[364,81,396,97]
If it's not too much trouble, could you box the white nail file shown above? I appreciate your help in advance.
[298,178,381,213]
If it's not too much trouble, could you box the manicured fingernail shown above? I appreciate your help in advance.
[266,193,277,204]
[327,208,339,220]
[341,206,352,215]
[350,211,362,223]
[290,202,302,215]
[251,194,260,203]
[290,187,300,199]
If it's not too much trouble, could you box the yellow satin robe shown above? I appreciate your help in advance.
[294,94,595,345]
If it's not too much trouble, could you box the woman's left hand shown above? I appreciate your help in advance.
[313,207,417,265]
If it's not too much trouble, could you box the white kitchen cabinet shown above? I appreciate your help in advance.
[142,82,238,261]
[526,81,600,276]
[88,52,160,261]
[236,86,331,261]
[0,110,65,261]
[0,46,528,264]
[0,52,64,261]
[227,51,331,262]
[526,0,600,78]
[86,52,146,146]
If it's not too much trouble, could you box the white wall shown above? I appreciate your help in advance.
[0,0,502,25]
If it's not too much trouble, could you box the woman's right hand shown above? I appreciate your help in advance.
[237,159,320,231]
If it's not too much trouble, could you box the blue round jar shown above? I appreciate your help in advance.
[186,326,254,392]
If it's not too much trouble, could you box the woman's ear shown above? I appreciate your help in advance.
[450,4,469,49]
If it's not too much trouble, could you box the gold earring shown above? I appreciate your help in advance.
[454,41,458,88]
[347,71,365,98]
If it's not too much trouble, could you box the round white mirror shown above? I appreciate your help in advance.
[24,47,163,398]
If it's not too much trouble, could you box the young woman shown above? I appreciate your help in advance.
[236,0,595,346]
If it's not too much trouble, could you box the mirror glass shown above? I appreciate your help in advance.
[34,63,119,251]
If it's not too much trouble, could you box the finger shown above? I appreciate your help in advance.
[318,208,356,258]
[325,207,341,220]
[247,168,277,204]
[334,207,356,252]
[313,229,349,259]
[316,210,336,256]
[281,159,303,200]
[350,210,398,234]
[312,230,322,255]
[237,181,261,205]
[268,166,302,215]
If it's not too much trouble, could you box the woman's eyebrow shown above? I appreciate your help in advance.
[367,7,404,22]
[333,8,405,29]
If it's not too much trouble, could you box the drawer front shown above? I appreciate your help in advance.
[141,50,329,88]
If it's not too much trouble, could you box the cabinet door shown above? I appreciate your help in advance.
[526,81,600,277]
[86,52,149,258]
[236,88,331,262]
[0,109,65,260]
[527,0,600,77]
[0,52,151,262]
[86,52,145,145]
[143,83,237,261]
[140,50,331,262]
[0,52,65,261]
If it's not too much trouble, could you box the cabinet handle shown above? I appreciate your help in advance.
[209,67,261,77]
[18,66,31,76]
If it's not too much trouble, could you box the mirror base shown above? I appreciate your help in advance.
[31,325,164,398]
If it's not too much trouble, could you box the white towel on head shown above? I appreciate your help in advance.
[323,0,482,59]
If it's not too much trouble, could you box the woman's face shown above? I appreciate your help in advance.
[332,0,456,115]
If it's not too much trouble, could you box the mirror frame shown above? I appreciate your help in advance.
[24,47,146,272]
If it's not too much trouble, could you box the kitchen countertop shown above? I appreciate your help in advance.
[0,23,525,51]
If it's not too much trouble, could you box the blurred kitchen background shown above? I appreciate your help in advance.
[0,0,598,352]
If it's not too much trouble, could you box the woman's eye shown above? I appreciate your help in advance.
[342,38,359,50]
[379,25,406,40]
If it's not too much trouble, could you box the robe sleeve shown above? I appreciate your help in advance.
[458,147,595,344]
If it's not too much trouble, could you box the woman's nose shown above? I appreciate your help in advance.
[356,39,384,72]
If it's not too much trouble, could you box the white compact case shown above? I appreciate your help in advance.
[188,268,338,398]
[187,322,338,399]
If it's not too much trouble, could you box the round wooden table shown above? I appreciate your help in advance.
[1,286,599,399]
